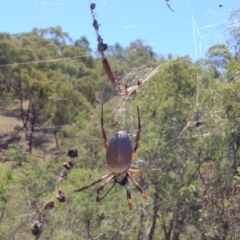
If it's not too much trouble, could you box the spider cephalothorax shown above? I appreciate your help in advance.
[114,173,128,186]
[74,104,147,210]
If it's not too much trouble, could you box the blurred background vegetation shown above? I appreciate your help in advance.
[0,7,240,240]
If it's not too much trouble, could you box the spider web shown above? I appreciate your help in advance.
[0,0,240,238]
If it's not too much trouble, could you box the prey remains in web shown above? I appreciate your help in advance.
[90,2,159,96]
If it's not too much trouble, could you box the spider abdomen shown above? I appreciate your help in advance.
[106,131,132,174]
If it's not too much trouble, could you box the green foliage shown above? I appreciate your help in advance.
[0,166,14,203]
[1,9,240,238]
[5,144,28,165]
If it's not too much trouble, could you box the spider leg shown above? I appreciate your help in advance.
[74,173,114,192]
[128,168,142,176]
[132,106,141,160]
[96,175,115,202]
[125,177,133,210]
[127,172,147,200]
[101,103,108,149]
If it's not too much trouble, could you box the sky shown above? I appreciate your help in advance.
[0,0,239,61]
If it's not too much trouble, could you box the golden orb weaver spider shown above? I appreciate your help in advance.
[74,104,147,210]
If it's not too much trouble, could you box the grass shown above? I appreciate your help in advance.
[0,110,57,155]
[0,115,22,134]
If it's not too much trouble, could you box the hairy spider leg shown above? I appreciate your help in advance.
[125,177,133,210]
[98,182,116,202]
[132,106,141,160]
[127,172,147,200]
[128,168,142,176]
[96,175,115,202]
[101,103,108,149]
[74,173,114,192]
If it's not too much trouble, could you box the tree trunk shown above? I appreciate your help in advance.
[148,191,160,240]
